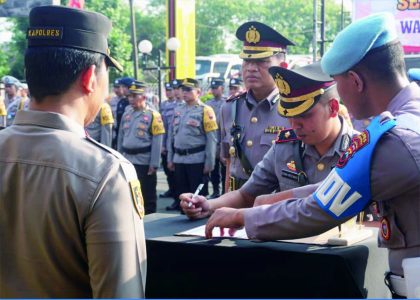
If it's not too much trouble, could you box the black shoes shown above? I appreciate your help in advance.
[208,192,220,199]
[166,201,180,211]
[160,190,173,198]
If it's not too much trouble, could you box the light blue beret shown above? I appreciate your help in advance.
[321,13,398,76]
[2,75,21,86]
[408,68,420,81]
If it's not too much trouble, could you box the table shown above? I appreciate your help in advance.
[144,213,390,298]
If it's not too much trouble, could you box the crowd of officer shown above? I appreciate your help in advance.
[2,5,420,298]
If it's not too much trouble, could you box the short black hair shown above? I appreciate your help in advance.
[353,41,406,84]
[25,47,105,101]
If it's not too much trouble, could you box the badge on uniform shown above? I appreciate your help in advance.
[336,131,369,168]
[129,179,145,218]
[380,217,391,240]
[286,160,296,172]
[138,124,146,130]
[187,119,199,126]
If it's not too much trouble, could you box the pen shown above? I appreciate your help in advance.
[188,183,204,208]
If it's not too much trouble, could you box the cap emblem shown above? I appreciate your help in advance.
[274,74,290,96]
[245,26,260,44]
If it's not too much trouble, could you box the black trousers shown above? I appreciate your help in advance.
[210,158,226,194]
[174,163,208,203]
[133,164,157,214]
[161,152,176,195]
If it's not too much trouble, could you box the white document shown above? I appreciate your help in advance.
[176,222,374,246]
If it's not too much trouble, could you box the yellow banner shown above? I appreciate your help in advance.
[175,0,195,79]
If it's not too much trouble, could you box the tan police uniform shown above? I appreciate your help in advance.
[0,96,6,128]
[85,102,114,147]
[0,110,147,298]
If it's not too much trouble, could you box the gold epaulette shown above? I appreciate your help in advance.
[275,128,298,144]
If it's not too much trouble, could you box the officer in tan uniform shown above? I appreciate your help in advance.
[204,14,420,298]
[0,6,146,298]
[181,63,357,218]
[220,21,292,193]
[166,78,218,210]
[118,80,165,214]
[85,101,114,147]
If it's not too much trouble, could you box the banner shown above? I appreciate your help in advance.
[353,0,420,53]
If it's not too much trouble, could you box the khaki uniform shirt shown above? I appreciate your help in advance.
[241,117,356,197]
[167,101,218,170]
[0,110,147,298]
[220,88,289,180]
[244,83,420,276]
[85,102,114,147]
[118,106,165,168]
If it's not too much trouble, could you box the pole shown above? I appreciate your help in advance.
[341,0,344,30]
[320,0,326,57]
[158,50,162,108]
[129,0,139,79]
[313,0,317,62]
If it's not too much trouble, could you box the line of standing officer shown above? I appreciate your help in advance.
[118,80,165,214]
[113,77,133,149]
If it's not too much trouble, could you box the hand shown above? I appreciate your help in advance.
[147,166,157,175]
[205,207,245,239]
[203,166,211,174]
[167,162,175,171]
[180,193,211,219]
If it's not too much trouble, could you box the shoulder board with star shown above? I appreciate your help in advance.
[226,91,247,103]
[275,128,298,144]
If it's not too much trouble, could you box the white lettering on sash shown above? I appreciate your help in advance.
[315,169,362,217]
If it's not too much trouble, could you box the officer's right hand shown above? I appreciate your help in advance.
[180,193,211,219]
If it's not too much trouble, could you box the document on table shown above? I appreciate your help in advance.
[176,224,374,246]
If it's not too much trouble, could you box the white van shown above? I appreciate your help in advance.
[195,54,242,88]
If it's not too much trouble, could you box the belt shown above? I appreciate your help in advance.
[122,145,151,155]
[385,272,407,297]
[174,145,206,155]
[229,176,247,191]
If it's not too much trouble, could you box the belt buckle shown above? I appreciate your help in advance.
[229,176,236,191]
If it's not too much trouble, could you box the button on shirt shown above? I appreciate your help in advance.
[0,110,147,298]
[241,117,357,197]
[117,106,164,168]
[220,88,290,179]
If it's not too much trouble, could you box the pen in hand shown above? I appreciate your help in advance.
[188,183,204,208]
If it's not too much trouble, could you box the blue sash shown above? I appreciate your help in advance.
[314,115,396,219]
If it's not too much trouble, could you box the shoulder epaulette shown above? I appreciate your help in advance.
[226,91,247,102]
[275,128,298,144]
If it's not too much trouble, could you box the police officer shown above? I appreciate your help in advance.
[3,76,29,127]
[85,101,114,147]
[0,6,146,298]
[220,21,293,193]
[172,78,184,103]
[113,76,133,149]
[109,78,125,120]
[205,13,420,299]
[181,63,357,218]
[166,78,218,211]
[159,81,177,198]
[228,78,244,97]
[118,80,165,214]
[206,78,227,197]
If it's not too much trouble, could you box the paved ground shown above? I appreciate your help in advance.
[155,169,215,214]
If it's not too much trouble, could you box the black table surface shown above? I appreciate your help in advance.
[144,213,389,298]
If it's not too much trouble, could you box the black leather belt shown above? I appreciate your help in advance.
[122,145,151,154]
[229,176,248,191]
[174,145,206,155]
